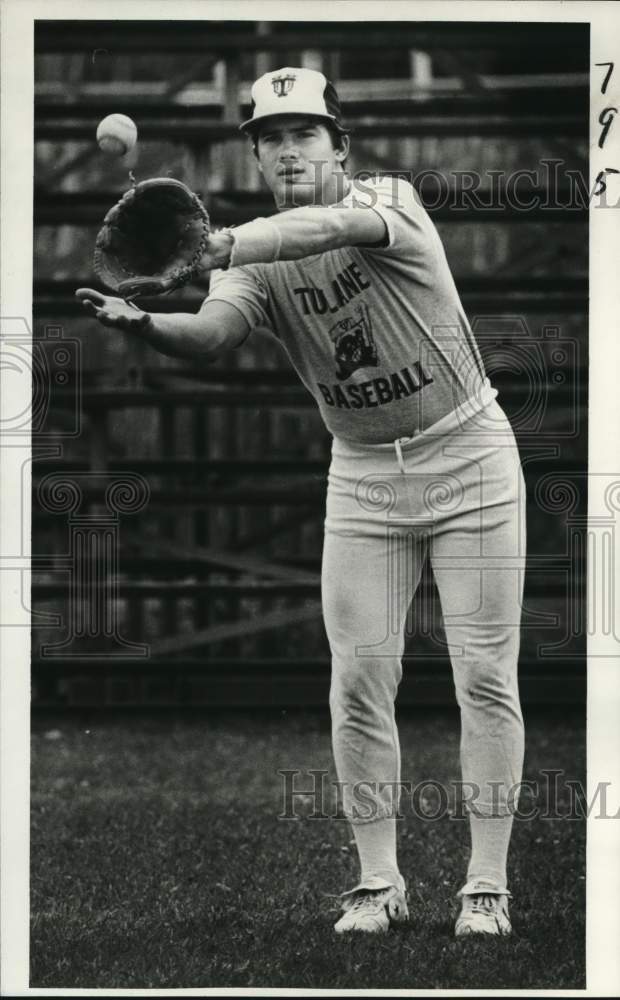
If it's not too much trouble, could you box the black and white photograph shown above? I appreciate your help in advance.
[1,1,620,994]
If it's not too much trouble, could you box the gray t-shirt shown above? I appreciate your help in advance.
[206,176,491,445]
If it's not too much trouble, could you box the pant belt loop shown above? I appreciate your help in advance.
[394,437,406,474]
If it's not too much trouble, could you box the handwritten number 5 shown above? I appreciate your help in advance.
[594,168,620,196]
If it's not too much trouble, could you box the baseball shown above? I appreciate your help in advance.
[96,114,138,156]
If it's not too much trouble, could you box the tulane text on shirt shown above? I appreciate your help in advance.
[294,261,371,315]
[317,362,434,410]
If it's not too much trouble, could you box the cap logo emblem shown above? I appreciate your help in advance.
[271,74,296,97]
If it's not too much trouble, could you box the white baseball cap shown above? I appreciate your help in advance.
[240,66,347,134]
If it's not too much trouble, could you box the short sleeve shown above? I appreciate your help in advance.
[203,265,273,332]
[343,176,436,263]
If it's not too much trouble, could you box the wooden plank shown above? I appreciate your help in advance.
[33,189,590,226]
[30,655,587,673]
[34,22,588,55]
[149,600,323,656]
[54,386,315,408]
[30,660,585,708]
[255,22,274,78]
[31,467,587,509]
[191,403,210,634]
[129,532,321,585]
[30,679,585,708]
[42,378,586,406]
[30,576,583,598]
[34,115,586,141]
[34,72,590,103]
[31,452,582,475]
[66,365,591,392]
[32,486,324,507]
[32,581,320,597]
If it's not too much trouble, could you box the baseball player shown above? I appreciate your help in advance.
[76,67,526,938]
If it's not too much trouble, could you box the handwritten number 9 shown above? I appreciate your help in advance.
[598,107,618,148]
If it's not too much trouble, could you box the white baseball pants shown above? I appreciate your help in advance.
[322,397,526,888]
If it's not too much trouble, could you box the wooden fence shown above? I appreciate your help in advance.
[31,19,588,707]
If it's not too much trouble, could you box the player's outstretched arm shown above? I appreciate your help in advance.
[75,288,251,362]
[212,206,387,270]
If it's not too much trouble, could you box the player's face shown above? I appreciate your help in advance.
[255,116,348,208]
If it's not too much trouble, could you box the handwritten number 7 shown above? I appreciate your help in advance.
[596,62,614,94]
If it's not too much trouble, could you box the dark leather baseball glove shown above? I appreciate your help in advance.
[93,178,210,298]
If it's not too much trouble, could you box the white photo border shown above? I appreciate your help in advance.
[2,0,619,995]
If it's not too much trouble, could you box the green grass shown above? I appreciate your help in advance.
[30,708,585,990]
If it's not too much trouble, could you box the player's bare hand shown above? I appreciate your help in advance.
[75,288,152,333]
[197,231,235,274]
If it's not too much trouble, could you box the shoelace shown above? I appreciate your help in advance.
[466,893,501,915]
[347,891,383,913]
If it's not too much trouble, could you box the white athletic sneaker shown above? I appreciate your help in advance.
[334,876,409,935]
[455,879,512,938]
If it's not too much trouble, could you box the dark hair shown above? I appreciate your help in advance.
[250,118,350,161]
[322,79,347,133]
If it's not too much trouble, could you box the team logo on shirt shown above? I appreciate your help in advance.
[271,74,296,97]
[330,303,379,381]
